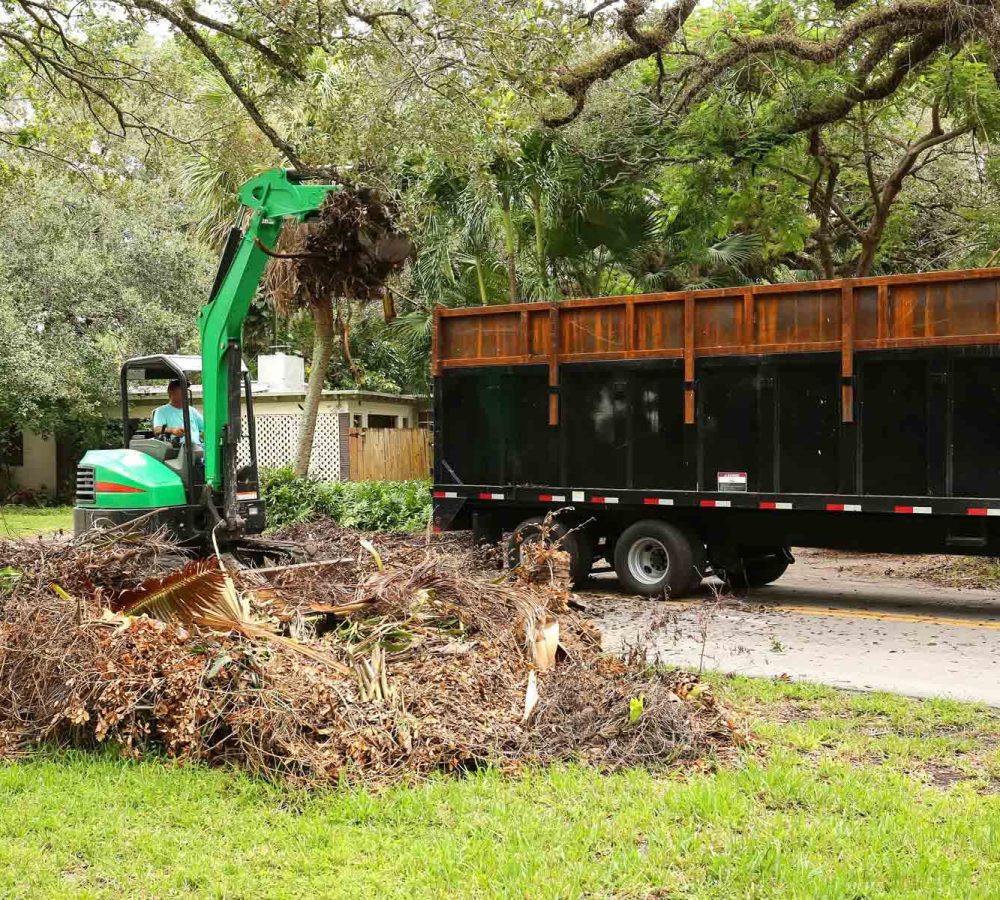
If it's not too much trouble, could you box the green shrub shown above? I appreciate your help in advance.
[260,467,430,533]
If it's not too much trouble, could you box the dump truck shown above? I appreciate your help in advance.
[430,267,1000,596]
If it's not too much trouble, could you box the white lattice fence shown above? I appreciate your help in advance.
[308,413,342,479]
[238,412,341,480]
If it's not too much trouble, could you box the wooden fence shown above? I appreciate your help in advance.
[347,427,432,482]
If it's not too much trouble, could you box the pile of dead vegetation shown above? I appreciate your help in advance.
[272,517,501,575]
[296,188,412,301]
[902,555,1000,591]
[0,521,745,787]
[266,185,412,312]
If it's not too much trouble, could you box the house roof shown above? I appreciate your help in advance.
[128,384,428,403]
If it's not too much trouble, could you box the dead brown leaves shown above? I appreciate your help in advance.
[0,522,744,787]
[271,188,412,309]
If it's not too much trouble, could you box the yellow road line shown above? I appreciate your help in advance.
[763,602,1000,630]
[618,595,1000,629]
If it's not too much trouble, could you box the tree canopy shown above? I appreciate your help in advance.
[0,175,211,437]
[2,0,1000,433]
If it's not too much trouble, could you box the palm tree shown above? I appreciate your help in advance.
[258,219,340,475]
[403,163,511,309]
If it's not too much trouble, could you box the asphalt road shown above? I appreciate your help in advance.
[587,549,1000,706]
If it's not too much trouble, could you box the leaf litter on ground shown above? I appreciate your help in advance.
[0,517,746,787]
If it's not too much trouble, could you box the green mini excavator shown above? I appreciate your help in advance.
[73,168,340,545]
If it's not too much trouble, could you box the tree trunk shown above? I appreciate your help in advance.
[806,133,840,280]
[474,256,488,306]
[855,235,881,278]
[852,114,972,277]
[499,193,518,303]
[531,188,546,279]
[381,292,396,323]
[817,231,836,279]
[294,300,335,477]
[337,302,363,382]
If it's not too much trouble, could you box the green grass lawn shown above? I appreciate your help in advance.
[1,677,997,899]
[0,505,73,538]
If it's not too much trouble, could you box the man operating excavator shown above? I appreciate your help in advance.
[153,380,204,447]
[74,167,407,546]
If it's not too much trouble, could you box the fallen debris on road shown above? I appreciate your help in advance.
[0,520,744,787]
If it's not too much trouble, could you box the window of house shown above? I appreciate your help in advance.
[401,418,409,428]
[368,414,397,429]
[417,410,433,429]
[352,414,363,428]
[0,428,24,467]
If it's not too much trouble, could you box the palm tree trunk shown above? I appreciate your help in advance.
[499,193,518,303]
[381,292,396,322]
[294,300,334,477]
[337,302,363,382]
[531,188,546,279]
[474,256,488,305]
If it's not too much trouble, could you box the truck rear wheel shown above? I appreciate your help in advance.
[507,517,593,586]
[614,520,703,599]
[723,549,791,589]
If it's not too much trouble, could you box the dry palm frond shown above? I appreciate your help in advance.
[113,559,248,628]
[261,187,411,316]
[114,560,351,674]
[0,523,741,787]
[297,190,411,302]
[263,220,314,314]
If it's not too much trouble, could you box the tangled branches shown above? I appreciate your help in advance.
[546,0,998,138]
[5,0,992,174]
[296,189,412,303]
[0,523,744,787]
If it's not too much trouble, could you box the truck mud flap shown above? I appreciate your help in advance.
[432,495,469,533]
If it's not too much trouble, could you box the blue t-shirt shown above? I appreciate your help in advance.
[152,404,204,446]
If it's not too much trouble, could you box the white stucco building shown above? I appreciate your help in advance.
[4,353,430,498]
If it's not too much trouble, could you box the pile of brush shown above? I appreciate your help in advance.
[266,187,412,311]
[296,188,412,301]
[0,521,745,787]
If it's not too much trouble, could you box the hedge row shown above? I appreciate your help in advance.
[260,468,430,533]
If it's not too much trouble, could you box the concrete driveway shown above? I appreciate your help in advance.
[586,549,1000,706]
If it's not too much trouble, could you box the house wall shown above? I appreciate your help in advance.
[7,431,57,494]
[126,392,429,482]
[8,391,431,494]
[342,399,422,428]
[128,394,426,423]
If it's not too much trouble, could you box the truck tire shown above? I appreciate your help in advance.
[723,550,791,589]
[507,517,593,586]
[614,520,702,599]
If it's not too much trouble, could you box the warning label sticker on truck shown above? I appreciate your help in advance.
[717,472,748,492]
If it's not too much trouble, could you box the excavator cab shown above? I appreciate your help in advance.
[73,354,265,541]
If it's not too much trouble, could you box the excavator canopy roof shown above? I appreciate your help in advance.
[123,354,249,382]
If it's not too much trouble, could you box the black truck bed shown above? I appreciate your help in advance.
[431,268,1000,558]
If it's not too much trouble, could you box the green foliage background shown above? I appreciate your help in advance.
[0,175,211,442]
[260,468,430,532]
[2,0,1000,459]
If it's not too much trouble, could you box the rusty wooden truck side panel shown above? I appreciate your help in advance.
[434,268,1000,427]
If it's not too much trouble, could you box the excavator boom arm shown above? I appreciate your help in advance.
[197,169,339,495]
